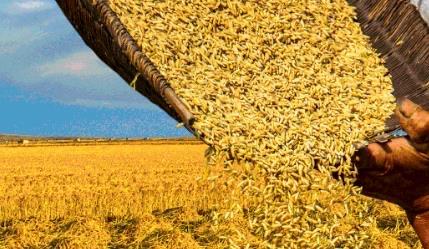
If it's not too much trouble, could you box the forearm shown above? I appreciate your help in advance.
[407,210,429,248]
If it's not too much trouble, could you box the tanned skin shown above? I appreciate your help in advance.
[354,99,429,248]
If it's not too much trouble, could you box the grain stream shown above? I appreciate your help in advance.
[109,0,396,248]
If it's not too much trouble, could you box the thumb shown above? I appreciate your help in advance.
[354,143,390,173]
[396,98,429,144]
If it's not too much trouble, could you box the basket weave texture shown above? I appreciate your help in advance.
[349,0,429,127]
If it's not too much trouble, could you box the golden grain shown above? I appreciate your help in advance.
[107,0,398,247]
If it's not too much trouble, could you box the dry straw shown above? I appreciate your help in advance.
[109,0,395,247]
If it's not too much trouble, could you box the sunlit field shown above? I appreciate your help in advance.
[0,141,421,248]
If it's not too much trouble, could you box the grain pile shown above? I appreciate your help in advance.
[109,0,396,247]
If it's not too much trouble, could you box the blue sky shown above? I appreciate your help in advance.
[0,0,189,137]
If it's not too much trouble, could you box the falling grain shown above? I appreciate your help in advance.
[108,0,396,247]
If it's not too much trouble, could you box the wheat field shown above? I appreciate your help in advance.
[0,141,421,248]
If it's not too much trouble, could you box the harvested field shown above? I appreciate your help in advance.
[0,143,421,248]
[0,142,232,248]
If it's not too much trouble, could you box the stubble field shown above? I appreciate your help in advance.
[0,141,421,248]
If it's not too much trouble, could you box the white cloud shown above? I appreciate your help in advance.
[0,29,47,54]
[420,1,429,24]
[37,51,108,77]
[17,1,45,10]
[7,1,54,14]
[67,98,156,110]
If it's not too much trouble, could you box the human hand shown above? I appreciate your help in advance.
[353,99,429,248]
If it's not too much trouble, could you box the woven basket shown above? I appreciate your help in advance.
[56,0,429,131]
[55,0,195,132]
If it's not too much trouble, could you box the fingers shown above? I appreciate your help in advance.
[354,141,412,208]
[355,137,429,174]
[388,137,429,170]
[397,97,421,119]
[354,143,390,174]
[396,99,429,144]
[396,98,419,135]
[367,143,390,172]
